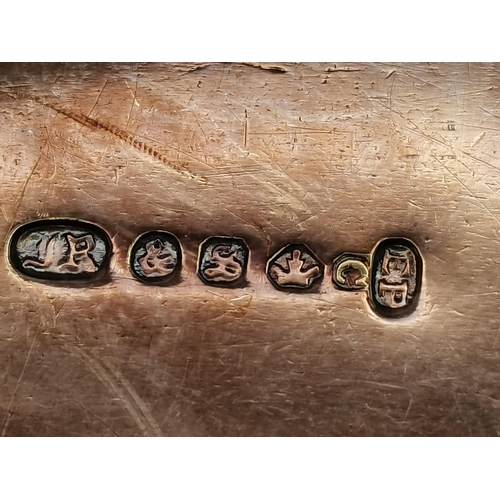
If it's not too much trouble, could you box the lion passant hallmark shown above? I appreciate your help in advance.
[6,218,423,318]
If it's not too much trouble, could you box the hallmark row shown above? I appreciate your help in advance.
[6,218,423,318]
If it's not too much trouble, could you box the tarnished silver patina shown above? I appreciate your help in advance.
[128,231,182,284]
[2,63,493,438]
[7,218,112,283]
[197,236,249,287]
[332,237,423,318]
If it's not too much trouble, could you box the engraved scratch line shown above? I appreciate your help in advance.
[85,78,109,125]
[5,136,49,235]
[67,346,160,436]
[436,158,500,226]
[1,331,39,437]
[45,102,206,183]
[101,358,163,437]
[4,90,206,183]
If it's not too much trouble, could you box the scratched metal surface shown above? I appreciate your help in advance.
[0,62,499,436]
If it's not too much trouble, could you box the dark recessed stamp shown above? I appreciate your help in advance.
[266,243,324,292]
[128,231,182,284]
[370,238,422,318]
[332,237,423,318]
[7,218,112,283]
[332,253,370,292]
[197,236,249,287]
[8,216,423,318]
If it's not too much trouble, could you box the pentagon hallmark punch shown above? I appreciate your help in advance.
[7,218,112,284]
[332,237,423,318]
[266,243,324,292]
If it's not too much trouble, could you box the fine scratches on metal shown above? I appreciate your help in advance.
[66,346,163,437]
[3,90,207,184]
